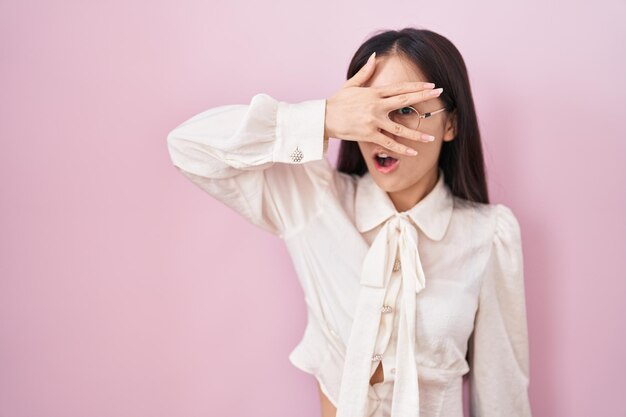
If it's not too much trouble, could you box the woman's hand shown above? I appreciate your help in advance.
[324,52,443,156]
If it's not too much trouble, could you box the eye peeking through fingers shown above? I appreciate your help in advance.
[390,106,418,117]
[388,106,420,130]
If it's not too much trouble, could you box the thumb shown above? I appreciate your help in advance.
[343,52,376,88]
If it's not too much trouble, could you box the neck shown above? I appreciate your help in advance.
[388,167,439,213]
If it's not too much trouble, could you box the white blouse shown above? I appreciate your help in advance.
[166,93,532,417]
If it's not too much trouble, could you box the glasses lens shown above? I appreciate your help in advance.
[388,107,420,130]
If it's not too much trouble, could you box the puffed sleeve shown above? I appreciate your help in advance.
[166,93,332,238]
[467,203,532,417]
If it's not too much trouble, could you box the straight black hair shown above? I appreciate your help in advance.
[336,27,489,204]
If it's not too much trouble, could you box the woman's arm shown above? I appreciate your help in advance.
[467,204,532,417]
[166,93,333,239]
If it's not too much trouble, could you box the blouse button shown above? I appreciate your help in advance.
[372,353,383,362]
[290,146,304,162]
[390,368,396,374]
[392,258,401,272]
[380,305,393,314]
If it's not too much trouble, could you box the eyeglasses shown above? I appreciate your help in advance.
[387,106,448,131]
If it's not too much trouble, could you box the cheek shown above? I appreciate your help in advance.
[357,142,372,160]
[396,141,443,171]
[420,140,442,155]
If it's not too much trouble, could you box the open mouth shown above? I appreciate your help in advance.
[372,151,400,173]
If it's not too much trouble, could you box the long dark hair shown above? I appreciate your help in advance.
[336,27,489,204]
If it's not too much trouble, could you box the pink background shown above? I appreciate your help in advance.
[1,0,625,416]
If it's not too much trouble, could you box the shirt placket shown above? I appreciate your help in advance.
[370,254,403,383]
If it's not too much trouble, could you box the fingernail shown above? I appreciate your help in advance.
[422,134,435,141]
[430,88,443,96]
[406,148,418,155]
[424,82,435,88]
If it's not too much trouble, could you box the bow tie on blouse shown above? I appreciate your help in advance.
[336,168,454,417]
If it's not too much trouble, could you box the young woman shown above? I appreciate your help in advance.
[167,27,532,417]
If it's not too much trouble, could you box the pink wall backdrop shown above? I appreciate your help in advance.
[1,0,625,416]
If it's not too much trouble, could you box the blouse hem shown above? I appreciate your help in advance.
[288,354,339,408]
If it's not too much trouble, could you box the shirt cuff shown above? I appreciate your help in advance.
[274,98,327,164]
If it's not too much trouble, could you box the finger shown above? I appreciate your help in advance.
[374,81,436,98]
[380,87,444,110]
[343,52,377,88]
[371,131,419,156]
[378,117,436,142]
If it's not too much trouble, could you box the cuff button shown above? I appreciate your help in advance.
[290,146,304,162]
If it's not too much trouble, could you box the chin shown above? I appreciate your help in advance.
[368,169,410,192]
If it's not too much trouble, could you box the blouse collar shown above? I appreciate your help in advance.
[355,166,454,240]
